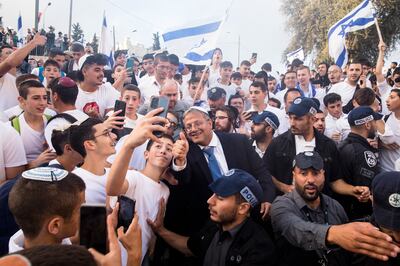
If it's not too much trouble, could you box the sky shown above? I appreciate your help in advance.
[1,0,399,73]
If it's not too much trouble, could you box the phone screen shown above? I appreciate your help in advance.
[80,205,107,254]
[117,196,136,232]
[126,58,134,77]
[149,96,169,137]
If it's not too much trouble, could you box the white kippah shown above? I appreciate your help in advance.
[22,167,68,182]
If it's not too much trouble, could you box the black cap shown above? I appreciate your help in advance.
[288,97,318,117]
[293,151,324,170]
[347,106,383,126]
[372,171,400,231]
[207,87,226,101]
[209,169,263,207]
[252,111,280,130]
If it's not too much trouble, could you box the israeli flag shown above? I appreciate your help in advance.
[99,12,114,67]
[17,13,24,48]
[162,17,224,65]
[328,0,375,68]
[286,47,304,64]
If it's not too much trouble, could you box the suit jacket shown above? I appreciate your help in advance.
[166,132,275,235]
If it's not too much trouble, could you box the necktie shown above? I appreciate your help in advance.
[203,147,222,180]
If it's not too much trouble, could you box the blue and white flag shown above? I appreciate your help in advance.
[286,47,304,64]
[162,17,225,65]
[328,0,375,68]
[17,12,24,48]
[99,12,114,67]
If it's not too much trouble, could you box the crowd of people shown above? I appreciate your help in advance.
[0,31,400,266]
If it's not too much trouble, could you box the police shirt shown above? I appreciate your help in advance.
[338,132,380,220]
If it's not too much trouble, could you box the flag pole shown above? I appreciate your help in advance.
[193,65,209,101]
[374,18,383,42]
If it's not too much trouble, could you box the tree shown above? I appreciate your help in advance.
[71,23,84,42]
[281,0,400,66]
[91,33,99,53]
[152,32,161,51]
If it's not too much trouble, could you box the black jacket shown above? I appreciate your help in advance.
[187,219,277,266]
[338,133,380,220]
[167,132,276,235]
[264,129,341,195]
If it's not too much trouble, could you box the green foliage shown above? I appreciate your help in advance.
[71,23,84,42]
[91,33,99,53]
[152,32,161,51]
[281,0,400,66]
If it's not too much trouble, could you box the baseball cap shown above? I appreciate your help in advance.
[22,167,69,182]
[207,87,226,101]
[209,169,263,207]
[347,106,383,126]
[252,111,280,130]
[288,97,318,117]
[372,171,400,231]
[293,151,324,170]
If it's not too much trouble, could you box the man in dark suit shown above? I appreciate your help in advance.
[168,106,275,237]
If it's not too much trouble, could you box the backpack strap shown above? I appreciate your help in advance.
[384,113,392,122]
[46,113,77,125]
[10,116,21,134]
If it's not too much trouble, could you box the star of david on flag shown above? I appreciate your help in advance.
[328,0,375,68]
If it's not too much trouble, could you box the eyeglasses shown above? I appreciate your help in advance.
[93,129,113,139]
[184,120,205,132]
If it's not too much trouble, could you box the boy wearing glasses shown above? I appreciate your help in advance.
[70,118,117,205]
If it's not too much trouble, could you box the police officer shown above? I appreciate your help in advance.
[335,106,383,220]
[358,171,400,265]
[148,169,277,266]
[207,87,227,118]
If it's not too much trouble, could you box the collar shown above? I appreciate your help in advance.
[217,218,247,242]
[199,132,219,150]
[347,132,378,151]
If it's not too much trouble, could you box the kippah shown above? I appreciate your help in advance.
[22,167,68,182]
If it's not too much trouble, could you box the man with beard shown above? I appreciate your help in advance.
[271,152,400,266]
[334,106,383,220]
[250,111,280,159]
[313,110,326,134]
[265,97,340,195]
[213,106,237,133]
[148,169,277,266]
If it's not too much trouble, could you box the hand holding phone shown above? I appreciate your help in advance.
[148,96,169,137]
[117,196,136,232]
[80,204,107,254]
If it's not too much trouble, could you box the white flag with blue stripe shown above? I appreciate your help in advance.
[162,17,224,65]
[17,12,24,48]
[286,47,304,64]
[328,0,375,68]
[100,12,114,67]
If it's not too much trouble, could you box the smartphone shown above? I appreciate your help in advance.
[251,53,257,60]
[80,204,107,254]
[149,96,169,137]
[112,100,126,139]
[46,90,52,104]
[117,195,136,232]
[126,58,134,77]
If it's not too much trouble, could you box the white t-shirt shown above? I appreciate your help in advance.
[105,110,144,130]
[378,113,400,172]
[107,137,147,171]
[241,79,253,93]
[18,114,47,163]
[4,105,56,120]
[208,66,220,86]
[138,76,162,104]
[0,122,27,183]
[0,73,18,112]
[209,79,237,104]
[72,167,109,205]
[295,135,316,154]
[45,109,89,151]
[328,81,357,106]
[75,83,120,117]
[324,113,347,142]
[9,229,72,253]
[111,170,169,261]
